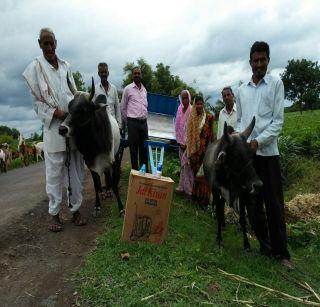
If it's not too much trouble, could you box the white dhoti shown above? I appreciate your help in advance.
[44,149,84,216]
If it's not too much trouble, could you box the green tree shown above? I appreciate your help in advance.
[72,71,86,91]
[153,63,174,95]
[0,134,16,148]
[203,95,215,114]
[281,59,320,112]
[0,125,12,136]
[214,99,225,118]
[0,125,20,139]
[11,128,20,139]
[121,58,198,99]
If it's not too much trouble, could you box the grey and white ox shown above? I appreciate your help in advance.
[59,76,124,217]
[203,117,262,250]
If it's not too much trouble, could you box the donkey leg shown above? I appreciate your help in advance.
[90,170,102,217]
[239,197,251,251]
[110,158,124,216]
[213,189,224,247]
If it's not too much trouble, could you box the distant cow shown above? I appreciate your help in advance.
[18,135,36,166]
[34,141,44,161]
[59,76,124,217]
[0,143,12,171]
[203,117,262,250]
[0,148,6,173]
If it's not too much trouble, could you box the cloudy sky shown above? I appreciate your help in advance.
[0,0,319,136]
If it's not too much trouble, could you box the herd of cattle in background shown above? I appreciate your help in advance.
[0,135,44,173]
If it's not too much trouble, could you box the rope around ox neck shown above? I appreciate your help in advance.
[65,138,73,208]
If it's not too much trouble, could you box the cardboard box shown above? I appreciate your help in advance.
[121,170,174,243]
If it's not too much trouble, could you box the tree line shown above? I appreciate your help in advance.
[73,57,320,115]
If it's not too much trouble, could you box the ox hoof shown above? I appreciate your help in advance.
[244,244,251,252]
[92,207,101,217]
[100,192,107,200]
[119,209,125,218]
[216,239,223,249]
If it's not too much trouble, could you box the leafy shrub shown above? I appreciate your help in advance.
[162,151,180,182]
[287,221,320,252]
[9,158,23,170]
[278,135,302,182]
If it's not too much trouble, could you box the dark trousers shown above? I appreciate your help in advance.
[127,118,148,170]
[244,155,290,259]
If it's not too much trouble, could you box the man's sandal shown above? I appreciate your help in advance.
[49,214,63,232]
[72,211,87,226]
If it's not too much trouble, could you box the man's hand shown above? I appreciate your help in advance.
[250,139,258,154]
[54,109,67,120]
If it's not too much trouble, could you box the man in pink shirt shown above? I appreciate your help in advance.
[121,67,148,170]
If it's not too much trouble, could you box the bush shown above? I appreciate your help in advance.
[287,221,320,252]
[162,151,180,182]
[278,135,302,182]
[9,158,23,170]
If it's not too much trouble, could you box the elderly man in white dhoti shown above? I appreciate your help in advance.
[22,28,86,232]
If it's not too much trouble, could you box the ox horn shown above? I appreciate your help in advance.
[88,77,95,102]
[67,72,77,95]
[241,116,255,140]
[222,121,233,144]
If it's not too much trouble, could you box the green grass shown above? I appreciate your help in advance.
[283,110,320,136]
[283,156,320,201]
[282,110,320,155]
[76,164,320,306]
[8,158,23,170]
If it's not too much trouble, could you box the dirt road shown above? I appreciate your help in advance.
[0,160,127,306]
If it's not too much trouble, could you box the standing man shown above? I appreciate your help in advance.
[23,28,86,232]
[94,62,122,129]
[236,41,292,268]
[217,86,237,139]
[121,67,148,170]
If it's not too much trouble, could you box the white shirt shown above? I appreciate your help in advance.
[236,74,284,156]
[217,104,237,139]
[94,83,122,128]
[22,55,77,153]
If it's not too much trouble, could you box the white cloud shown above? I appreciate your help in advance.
[0,0,319,135]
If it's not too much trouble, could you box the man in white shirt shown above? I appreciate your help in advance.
[22,28,86,232]
[217,86,237,139]
[236,41,291,268]
[94,63,122,129]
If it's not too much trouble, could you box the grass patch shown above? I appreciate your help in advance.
[8,158,23,170]
[283,110,320,156]
[77,164,320,306]
[283,156,320,201]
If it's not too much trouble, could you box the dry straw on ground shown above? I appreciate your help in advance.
[285,193,320,223]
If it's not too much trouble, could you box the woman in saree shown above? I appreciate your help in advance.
[186,96,214,207]
[175,89,194,196]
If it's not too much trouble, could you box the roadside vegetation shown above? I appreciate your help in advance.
[76,110,320,306]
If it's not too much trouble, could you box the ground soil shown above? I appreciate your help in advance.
[0,151,129,307]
